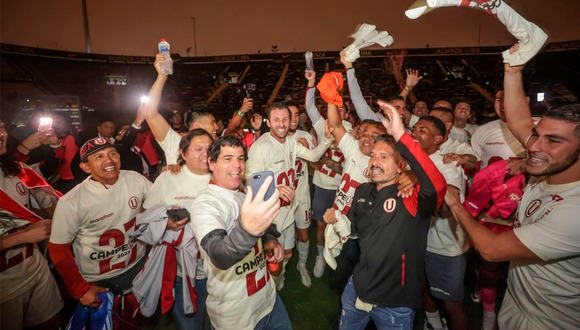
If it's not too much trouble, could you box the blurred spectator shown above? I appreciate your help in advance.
[0,119,63,330]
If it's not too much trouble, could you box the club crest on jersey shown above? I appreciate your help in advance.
[383,198,396,213]
[128,196,139,209]
[15,182,27,195]
[525,199,541,218]
[363,167,370,178]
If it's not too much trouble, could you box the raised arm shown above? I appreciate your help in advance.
[224,98,253,136]
[142,53,171,142]
[304,70,323,125]
[503,45,534,145]
[341,51,382,122]
[327,103,347,145]
[400,69,423,126]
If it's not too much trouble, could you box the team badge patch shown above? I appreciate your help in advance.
[525,199,541,218]
[16,182,27,195]
[128,196,139,209]
[383,198,396,213]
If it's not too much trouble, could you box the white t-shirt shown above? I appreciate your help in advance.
[449,126,472,144]
[144,167,210,209]
[50,171,151,282]
[439,137,480,161]
[144,167,211,279]
[498,180,580,330]
[157,129,182,165]
[190,184,276,330]
[471,119,526,169]
[426,151,469,256]
[334,134,370,215]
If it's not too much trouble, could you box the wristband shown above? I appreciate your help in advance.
[20,144,31,151]
[49,142,62,149]
[237,109,245,116]
[404,85,413,91]
[346,67,354,71]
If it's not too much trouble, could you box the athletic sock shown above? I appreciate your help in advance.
[297,240,309,266]
[317,244,324,257]
[481,288,497,312]
[425,310,443,329]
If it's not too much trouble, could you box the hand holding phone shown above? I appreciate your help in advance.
[38,117,53,133]
[251,171,276,201]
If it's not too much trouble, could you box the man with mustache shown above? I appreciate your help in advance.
[338,102,446,329]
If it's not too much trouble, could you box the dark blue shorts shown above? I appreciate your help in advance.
[311,186,337,221]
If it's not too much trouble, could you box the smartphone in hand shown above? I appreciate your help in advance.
[251,171,275,201]
[38,117,53,133]
[166,208,190,222]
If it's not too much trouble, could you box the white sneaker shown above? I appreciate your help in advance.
[482,311,497,330]
[313,256,325,278]
[275,270,285,291]
[297,263,312,288]
[424,318,448,330]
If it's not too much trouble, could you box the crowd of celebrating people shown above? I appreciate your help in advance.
[1,6,579,329]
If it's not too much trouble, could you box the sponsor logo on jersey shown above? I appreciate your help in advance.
[485,142,505,145]
[128,196,139,209]
[15,182,27,195]
[174,196,196,200]
[552,194,563,202]
[89,212,114,224]
[525,199,541,218]
[383,198,397,213]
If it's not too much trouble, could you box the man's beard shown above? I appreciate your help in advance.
[528,148,580,177]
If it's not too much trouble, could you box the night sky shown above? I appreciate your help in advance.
[2,0,579,57]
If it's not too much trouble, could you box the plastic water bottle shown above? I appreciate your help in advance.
[158,38,173,75]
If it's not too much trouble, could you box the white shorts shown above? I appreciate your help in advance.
[294,200,311,230]
[279,225,296,251]
[0,266,63,329]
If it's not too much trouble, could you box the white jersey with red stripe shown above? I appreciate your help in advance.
[499,179,580,329]
[0,172,45,303]
[312,118,348,190]
[191,184,276,330]
[50,171,151,282]
[290,129,314,204]
[334,134,370,215]
[246,133,296,231]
